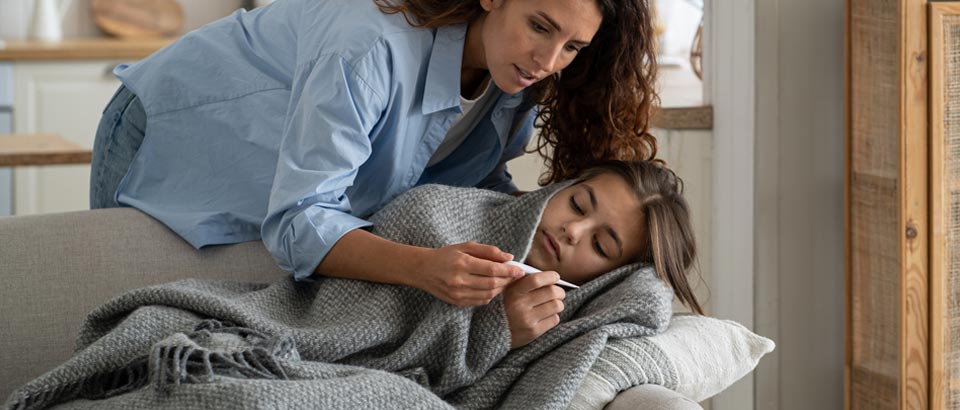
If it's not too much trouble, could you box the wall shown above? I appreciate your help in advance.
[0,0,29,39]
[1,0,240,40]
[754,0,846,408]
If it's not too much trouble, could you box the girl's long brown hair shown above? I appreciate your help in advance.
[373,0,660,184]
[578,160,704,315]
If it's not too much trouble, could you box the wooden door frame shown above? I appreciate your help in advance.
[928,3,960,408]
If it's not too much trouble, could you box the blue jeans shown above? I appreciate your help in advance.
[90,85,146,209]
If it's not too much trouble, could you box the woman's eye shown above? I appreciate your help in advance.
[531,21,548,33]
[570,196,584,215]
[565,44,581,53]
[593,238,609,258]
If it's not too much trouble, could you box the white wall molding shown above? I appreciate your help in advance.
[753,0,781,408]
[0,63,13,216]
[703,0,757,409]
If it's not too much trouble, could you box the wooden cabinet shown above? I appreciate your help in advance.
[846,1,960,409]
[10,60,123,214]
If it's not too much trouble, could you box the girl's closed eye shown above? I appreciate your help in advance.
[593,238,608,258]
[570,196,584,215]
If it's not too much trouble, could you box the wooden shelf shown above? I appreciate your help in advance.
[0,134,92,167]
[0,38,173,60]
[653,63,712,130]
[652,106,712,130]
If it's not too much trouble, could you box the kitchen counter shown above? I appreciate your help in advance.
[0,38,174,60]
[0,134,92,167]
[0,38,711,130]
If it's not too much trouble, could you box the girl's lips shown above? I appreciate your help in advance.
[542,230,560,262]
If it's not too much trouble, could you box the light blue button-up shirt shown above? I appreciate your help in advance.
[113,0,536,280]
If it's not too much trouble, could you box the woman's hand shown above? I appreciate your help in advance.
[317,231,521,306]
[414,242,524,307]
[503,271,566,348]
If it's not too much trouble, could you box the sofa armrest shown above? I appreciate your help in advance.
[605,384,704,410]
[0,208,287,399]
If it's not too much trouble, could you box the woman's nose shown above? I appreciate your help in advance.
[533,43,564,74]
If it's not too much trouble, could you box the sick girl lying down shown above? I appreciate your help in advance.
[495,160,704,348]
[4,160,703,410]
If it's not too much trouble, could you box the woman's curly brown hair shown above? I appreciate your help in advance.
[374,0,660,185]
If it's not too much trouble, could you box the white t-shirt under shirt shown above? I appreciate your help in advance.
[427,76,501,166]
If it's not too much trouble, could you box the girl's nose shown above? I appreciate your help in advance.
[561,219,589,244]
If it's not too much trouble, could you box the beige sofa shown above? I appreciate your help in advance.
[0,208,702,409]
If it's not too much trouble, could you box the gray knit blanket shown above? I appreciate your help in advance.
[4,183,673,410]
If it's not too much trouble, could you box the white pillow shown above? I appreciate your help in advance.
[568,314,775,409]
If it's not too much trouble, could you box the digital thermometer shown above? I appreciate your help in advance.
[504,261,580,289]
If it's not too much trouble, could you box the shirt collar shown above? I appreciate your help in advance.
[422,24,468,115]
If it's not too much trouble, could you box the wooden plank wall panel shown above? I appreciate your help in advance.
[850,0,899,178]
[850,173,901,410]
[848,0,902,408]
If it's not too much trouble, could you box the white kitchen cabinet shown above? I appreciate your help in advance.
[11,60,125,215]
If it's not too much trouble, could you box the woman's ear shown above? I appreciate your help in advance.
[479,0,500,13]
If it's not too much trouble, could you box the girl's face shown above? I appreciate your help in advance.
[525,173,645,285]
[473,0,603,94]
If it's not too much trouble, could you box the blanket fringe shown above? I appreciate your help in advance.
[6,320,295,410]
[81,357,151,398]
[7,380,79,410]
[152,319,294,393]
[7,358,149,410]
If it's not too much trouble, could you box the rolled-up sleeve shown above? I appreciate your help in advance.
[261,53,386,280]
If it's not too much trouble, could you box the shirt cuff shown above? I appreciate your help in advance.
[286,207,373,281]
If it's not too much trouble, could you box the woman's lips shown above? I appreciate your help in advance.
[542,230,560,262]
[514,64,537,88]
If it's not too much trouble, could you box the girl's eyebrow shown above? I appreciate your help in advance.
[583,184,598,208]
[584,184,623,258]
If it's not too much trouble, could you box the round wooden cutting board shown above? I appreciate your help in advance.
[91,0,184,39]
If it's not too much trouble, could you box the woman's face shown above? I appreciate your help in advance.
[525,173,646,285]
[475,0,603,94]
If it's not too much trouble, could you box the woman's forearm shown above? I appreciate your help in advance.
[315,229,521,306]
[315,229,427,287]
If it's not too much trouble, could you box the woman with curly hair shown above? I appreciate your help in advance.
[89,0,660,329]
